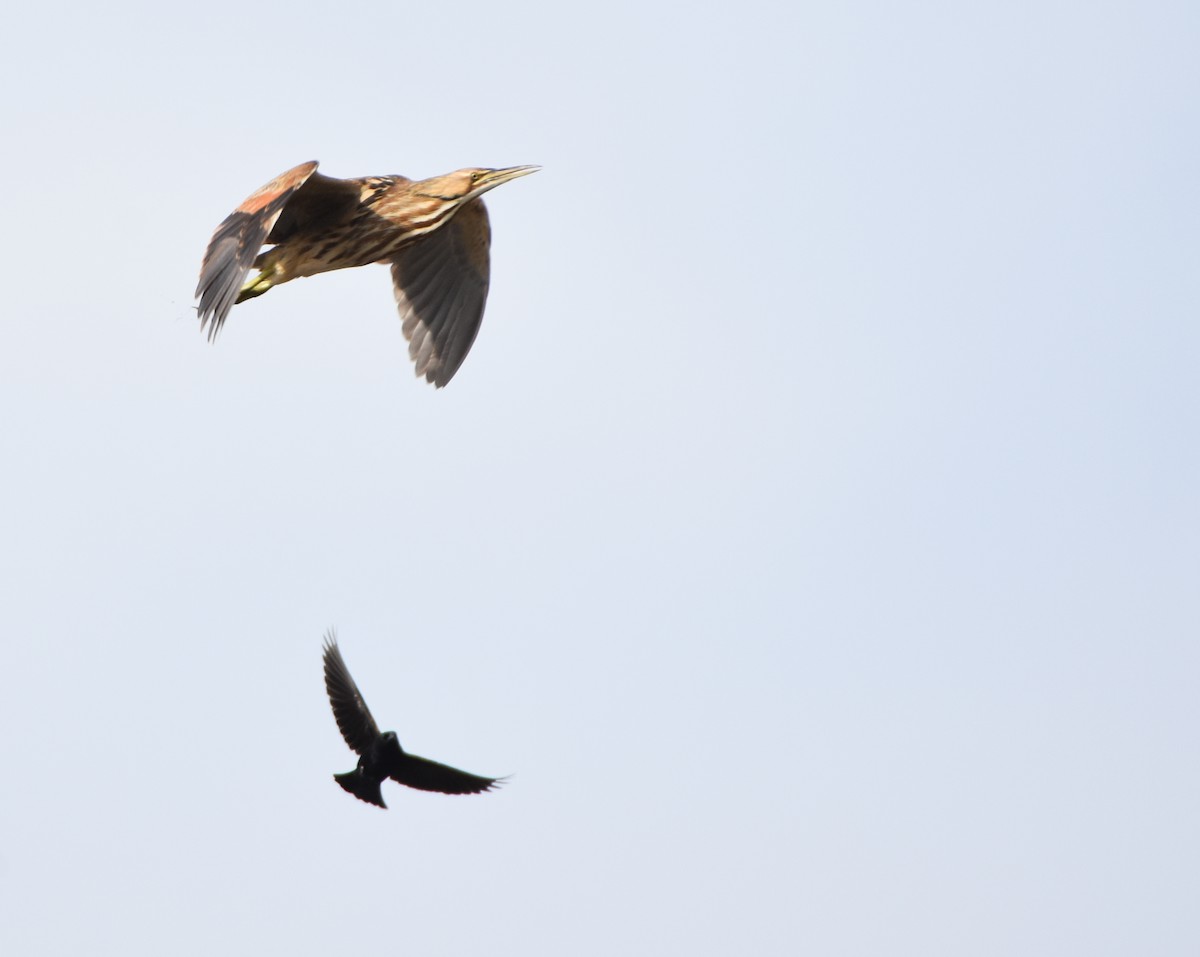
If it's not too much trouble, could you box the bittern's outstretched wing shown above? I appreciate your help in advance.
[322,632,381,755]
[390,752,503,795]
[196,161,319,340]
[196,162,366,341]
[390,197,492,388]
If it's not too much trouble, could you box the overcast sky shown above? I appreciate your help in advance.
[2,1,1198,954]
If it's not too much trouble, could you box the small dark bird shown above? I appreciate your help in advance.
[196,160,539,386]
[322,632,502,808]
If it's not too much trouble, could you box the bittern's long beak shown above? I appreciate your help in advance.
[475,165,540,194]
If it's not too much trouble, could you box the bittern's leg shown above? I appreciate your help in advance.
[236,270,275,303]
[235,249,284,303]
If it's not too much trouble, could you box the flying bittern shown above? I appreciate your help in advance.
[195,160,539,387]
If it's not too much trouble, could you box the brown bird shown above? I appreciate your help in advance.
[322,632,503,808]
[196,161,538,386]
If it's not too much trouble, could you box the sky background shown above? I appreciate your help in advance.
[1,1,1198,954]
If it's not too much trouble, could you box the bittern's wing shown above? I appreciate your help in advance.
[196,161,318,340]
[389,752,503,795]
[322,632,381,755]
[390,197,492,388]
[265,171,367,245]
[196,162,362,340]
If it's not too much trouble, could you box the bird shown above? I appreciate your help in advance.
[322,631,502,808]
[195,160,539,387]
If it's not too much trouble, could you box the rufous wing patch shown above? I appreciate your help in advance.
[237,161,320,215]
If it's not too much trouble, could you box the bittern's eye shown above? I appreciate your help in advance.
[471,171,485,183]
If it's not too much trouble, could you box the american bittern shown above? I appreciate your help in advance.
[323,633,502,808]
[196,160,538,387]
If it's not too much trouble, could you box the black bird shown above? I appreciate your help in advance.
[322,632,502,808]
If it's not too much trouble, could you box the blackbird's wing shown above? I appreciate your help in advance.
[389,197,492,388]
[389,752,503,795]
[322,632,381,755]
[195,162,361,340]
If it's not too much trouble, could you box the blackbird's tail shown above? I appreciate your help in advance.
[334,769,386,809]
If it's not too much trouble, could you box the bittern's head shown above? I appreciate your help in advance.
[416,165,540,204]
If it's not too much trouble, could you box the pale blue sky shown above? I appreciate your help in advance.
[1,1,1197,954]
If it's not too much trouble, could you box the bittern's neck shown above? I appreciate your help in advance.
[383,189,468,235]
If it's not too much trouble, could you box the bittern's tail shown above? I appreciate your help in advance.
[334,769,387,809]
